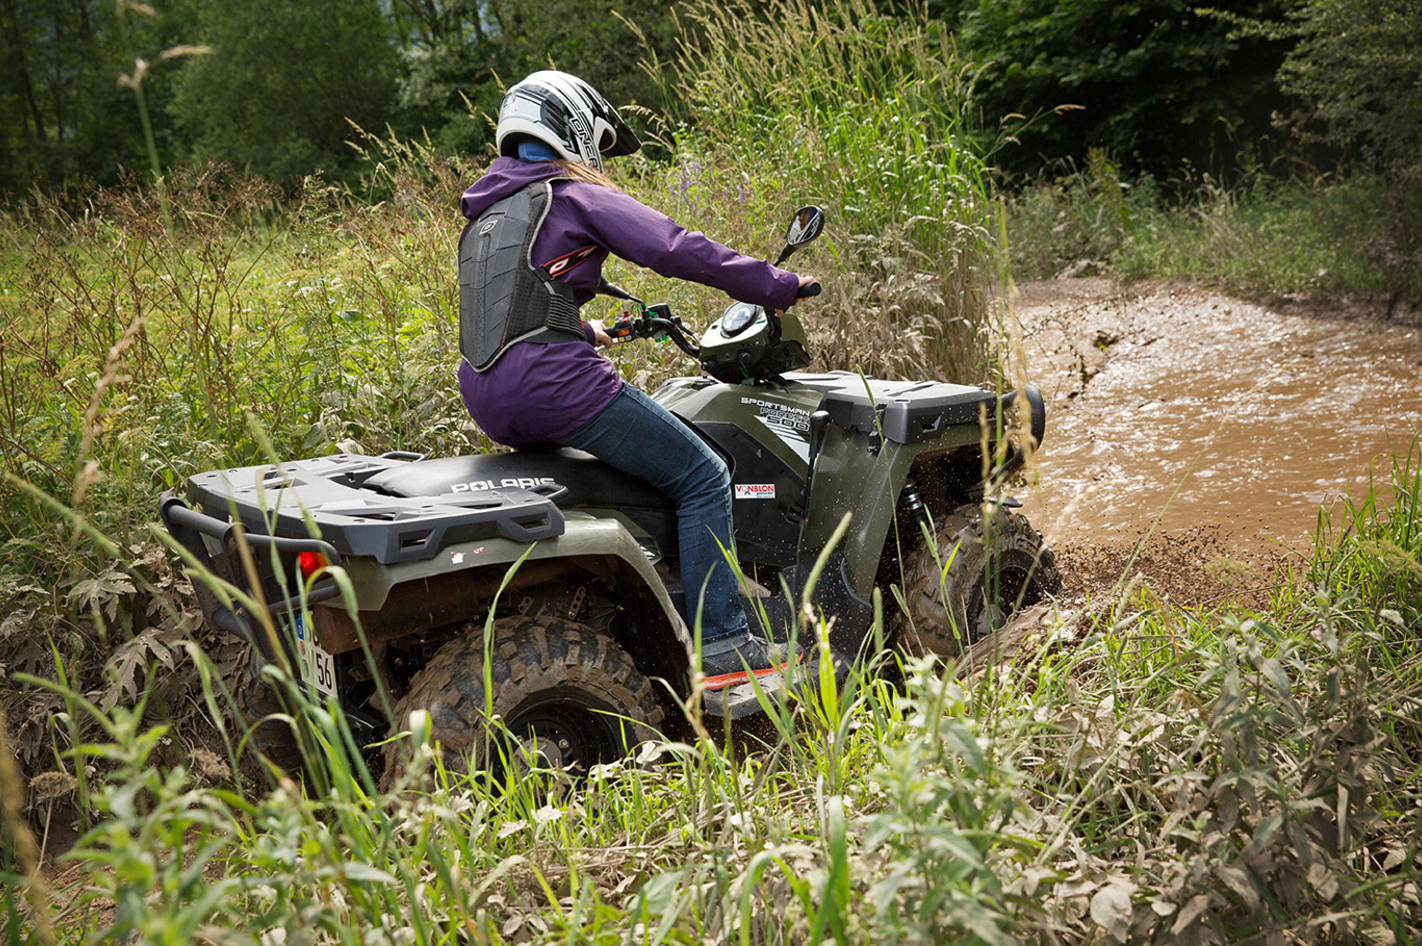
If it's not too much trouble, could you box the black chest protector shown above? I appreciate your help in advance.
[459,178,585,372]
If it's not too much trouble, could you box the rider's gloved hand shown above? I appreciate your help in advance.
[774,274,819,314]
[585,320,614,349]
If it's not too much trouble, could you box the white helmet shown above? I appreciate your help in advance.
[496,71,641,173]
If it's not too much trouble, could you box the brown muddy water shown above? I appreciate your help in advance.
[1010,279,1422,604]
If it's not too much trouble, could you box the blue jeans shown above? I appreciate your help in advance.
[557,384,749,643]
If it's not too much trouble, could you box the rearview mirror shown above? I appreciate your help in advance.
[595,276,634,301]
[774,205,825,266]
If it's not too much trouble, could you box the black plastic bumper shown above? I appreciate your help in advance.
[159,490,343,653]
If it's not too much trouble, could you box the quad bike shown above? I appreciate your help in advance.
[159,206,1060,777]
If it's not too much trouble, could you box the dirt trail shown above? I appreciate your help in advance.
[1011,278,1422,605]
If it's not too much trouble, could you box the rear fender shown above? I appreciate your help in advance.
[794,384,1047,626]
[310,511,693,675]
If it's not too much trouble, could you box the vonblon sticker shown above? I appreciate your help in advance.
[735,484,776,499]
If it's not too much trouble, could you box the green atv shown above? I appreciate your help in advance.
[159,206,1060,775]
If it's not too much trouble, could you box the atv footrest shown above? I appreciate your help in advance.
[701,645,853,719]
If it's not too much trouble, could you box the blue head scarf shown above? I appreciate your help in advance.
[516,139,562,163]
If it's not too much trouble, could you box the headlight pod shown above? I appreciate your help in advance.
[720,302,760,337]
[700,302,778,383]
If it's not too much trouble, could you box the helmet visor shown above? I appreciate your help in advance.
[601,112,641,158]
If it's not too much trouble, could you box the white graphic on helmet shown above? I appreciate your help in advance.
[496,70,641,173]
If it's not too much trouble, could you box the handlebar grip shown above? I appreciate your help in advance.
[796,281,822,299]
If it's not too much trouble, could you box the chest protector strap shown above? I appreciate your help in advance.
[459,178,584,373]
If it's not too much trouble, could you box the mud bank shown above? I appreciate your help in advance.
[1011,278,1422,605]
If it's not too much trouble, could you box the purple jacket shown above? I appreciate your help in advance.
[457,158,801,445]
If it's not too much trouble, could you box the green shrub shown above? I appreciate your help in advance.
[1007,167,1422,297]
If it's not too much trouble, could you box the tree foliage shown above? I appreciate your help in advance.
[0,0,185,194]
[391,0,682,157]
[907,0,1291,180]
[1270,0,1422,181]
[4,0,1422,197]
[168,0,397,185]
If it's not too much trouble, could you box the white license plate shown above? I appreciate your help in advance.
[294,614,338,699]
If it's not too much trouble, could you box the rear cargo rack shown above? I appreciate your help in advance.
[159,491,345,645]
[160,453,566,655]
[182,454,565,564]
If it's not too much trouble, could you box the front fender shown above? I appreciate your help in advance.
[997,384,1047,475]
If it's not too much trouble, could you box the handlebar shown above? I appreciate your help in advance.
[605,278,823,360]
[607,308,701,359]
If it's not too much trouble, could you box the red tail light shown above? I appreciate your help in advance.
[297,551,328,581]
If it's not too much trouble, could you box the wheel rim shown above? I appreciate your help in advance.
[502,688,627,774]
[969,551,1039,641]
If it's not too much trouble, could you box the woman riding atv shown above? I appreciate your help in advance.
[456,70,816,688]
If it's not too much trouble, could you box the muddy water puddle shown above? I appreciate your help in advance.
[1011,279,1422,601]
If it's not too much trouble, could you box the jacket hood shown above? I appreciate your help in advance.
[460,157,565,219]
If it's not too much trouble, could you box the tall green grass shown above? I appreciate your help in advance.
[2,440,1419,943]
[634,0,1000,384]
[0,163,485,764]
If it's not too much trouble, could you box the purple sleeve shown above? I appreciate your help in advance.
[560,184,801,310]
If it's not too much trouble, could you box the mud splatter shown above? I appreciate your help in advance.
[1012,278,1422,604]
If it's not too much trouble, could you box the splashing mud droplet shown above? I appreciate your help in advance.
[1014,279,1422,603]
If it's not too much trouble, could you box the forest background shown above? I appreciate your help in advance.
[3,0,1419,197]
[6,0,1420,295]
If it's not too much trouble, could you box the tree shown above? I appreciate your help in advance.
[937,0,1292,180]
[392,0,682,158]
[168,0,397,185]
[0,0,182,195]
[1270,0,1422,181]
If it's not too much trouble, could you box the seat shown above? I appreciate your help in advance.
[364,447,676,512]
